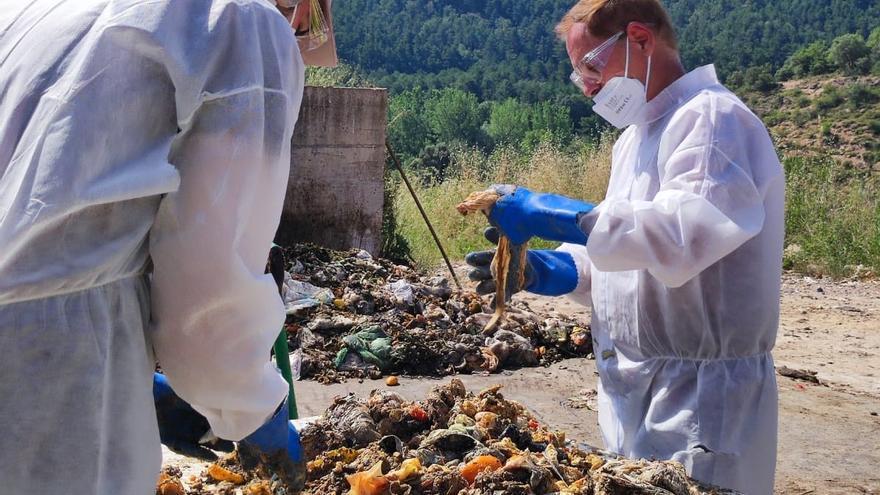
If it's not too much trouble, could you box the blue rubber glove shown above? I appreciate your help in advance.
[466,227,579,299]
[153,372,212,450]
[487,185,594,245]
[237,400,305,490]
[239,400,302,462]
[153,372,302,473]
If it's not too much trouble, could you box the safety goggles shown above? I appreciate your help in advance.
[570,31,624,92]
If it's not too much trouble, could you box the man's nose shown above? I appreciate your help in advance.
[583,80,602,98]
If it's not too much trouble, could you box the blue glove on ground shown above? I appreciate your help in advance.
[466,227,579,299]
[487,185,594,245]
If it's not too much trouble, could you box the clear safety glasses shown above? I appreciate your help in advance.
[570,31,624,92]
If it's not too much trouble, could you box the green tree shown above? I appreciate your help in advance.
[388,89,432,159]
[486,98,531,146]
[739,65,779,93]
[408,144,454,185]
[527,101,574,145]
[305,63,373,87]
[423,88,485,145]
[828,34,871,75]
[868,27,880,75]
[868,26,880,50]
[777,41,832,80]
[846,84,879,110]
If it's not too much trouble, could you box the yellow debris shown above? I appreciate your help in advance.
[391,458,422,482]
[207,464,245,485]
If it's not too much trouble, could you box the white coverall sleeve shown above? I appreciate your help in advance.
[555,243,593,303]
[149,5,304,441]
[584,102,766,288]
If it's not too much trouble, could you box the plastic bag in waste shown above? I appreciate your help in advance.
[282,273,334,314]
[334,326,393,371]
[386,279,415,305]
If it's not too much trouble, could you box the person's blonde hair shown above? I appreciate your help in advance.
[556,0,678,49]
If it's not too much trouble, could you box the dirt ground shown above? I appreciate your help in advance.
[162,273,880,494]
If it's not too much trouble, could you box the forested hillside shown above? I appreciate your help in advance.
[333,0,880,101]
[306,2,880,276]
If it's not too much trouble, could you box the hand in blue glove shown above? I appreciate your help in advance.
[153,372,305,489]
[237,399,305,490]
[466,227,580,299]
[153,372,216,451]
[487,185,595,245]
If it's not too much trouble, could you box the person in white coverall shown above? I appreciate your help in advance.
[466,1,784,493]
[0,1,328,493]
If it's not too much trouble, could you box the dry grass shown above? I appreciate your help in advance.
[394,137,613,267]
[394,136,880,278]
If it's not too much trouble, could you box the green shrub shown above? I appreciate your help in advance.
[820,121,838,145]
[845,84,880,109]
[792,110,812,126]
[784,156,880,276]
[741,65,779,93]
[816,86,844,111]
[763,111,785,126]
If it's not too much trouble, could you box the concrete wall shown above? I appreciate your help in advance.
[276,86,387,254]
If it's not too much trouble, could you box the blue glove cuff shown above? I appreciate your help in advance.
[525,251,579,297]
[153,372,173,401]
[489,187,593,245]
[241,400,302,462]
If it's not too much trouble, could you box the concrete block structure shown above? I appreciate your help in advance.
[276,86,388,254]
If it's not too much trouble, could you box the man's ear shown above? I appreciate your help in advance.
[626,23,655,56]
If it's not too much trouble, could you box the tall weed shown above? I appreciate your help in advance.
[392,140,880,278]
[394,137,613,266]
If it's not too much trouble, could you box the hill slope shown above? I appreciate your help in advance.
[332,0,880,101]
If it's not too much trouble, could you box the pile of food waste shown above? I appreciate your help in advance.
[159,380,735,494]
[279,244,592,384]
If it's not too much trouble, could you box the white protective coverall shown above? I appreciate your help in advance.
[0,1,304,493]
[557,65,784,495]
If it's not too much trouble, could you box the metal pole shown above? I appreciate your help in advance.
[385,140,463,290]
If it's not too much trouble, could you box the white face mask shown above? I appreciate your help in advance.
[592,39,652,129]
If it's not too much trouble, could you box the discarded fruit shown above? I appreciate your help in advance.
[207,464,245,484]
[277,243,592,383]
[460,455,502,484]
[183,380,734,494]
[345,462,389,495]
[386,375,399,386]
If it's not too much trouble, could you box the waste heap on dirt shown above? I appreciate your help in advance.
[161,380,735,494]
[279,244,592,383]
